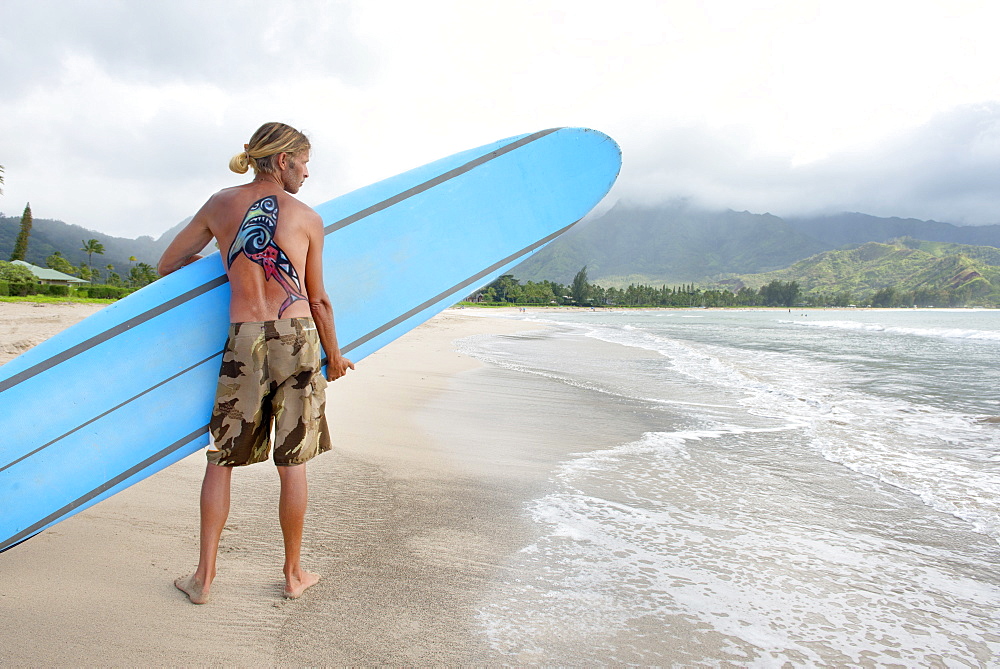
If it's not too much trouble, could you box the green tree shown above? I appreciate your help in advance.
[589,283,606,306]
[0,259,37,296]
[129,262,158,288]
[10,202,32,261]
[912,287,943,307]
[124,256,137,286]
[520,280,557,304]
[0,259,36,283]
[481,274,521,303]
[571,266,590,305]
[545,280,568,304]
[759,280,800,307]
[80,238,105,281]
[46,251,77,275]
[870,287,899,308]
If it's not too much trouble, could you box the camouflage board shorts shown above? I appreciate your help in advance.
[208,317,331,467]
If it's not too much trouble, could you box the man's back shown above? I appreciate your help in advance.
[159,145,324,325]
[202,182,319,323]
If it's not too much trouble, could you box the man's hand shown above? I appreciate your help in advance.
[327,354,355,381]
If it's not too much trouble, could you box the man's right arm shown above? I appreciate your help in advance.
[157,203,215,276]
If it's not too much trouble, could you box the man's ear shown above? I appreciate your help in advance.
[274,152,290,170]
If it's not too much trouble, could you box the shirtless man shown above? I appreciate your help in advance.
[158,122,354,604]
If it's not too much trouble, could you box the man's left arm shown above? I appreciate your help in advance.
[303,212,354,381]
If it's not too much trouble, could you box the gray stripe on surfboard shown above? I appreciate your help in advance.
[0,219,579,553]
[0,276,229,395]
[0,425,209,552]
[0,128,563,395]
[338,219,577,356]
[323,128,561,234]
[0,350,225,476]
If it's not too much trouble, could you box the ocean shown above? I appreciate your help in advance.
[456,308,1000,666]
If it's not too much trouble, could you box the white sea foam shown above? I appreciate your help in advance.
[471,310,1000,663]
[779,318,1000,342]
[482,429,1000,664]
[565,319,1000,543]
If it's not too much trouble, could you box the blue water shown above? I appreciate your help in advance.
[458,309,1000,666]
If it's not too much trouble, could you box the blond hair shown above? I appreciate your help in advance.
[229,122,311,175]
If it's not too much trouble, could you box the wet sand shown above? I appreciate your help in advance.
[0,304,650,665]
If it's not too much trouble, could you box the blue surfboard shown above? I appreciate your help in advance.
[0,127,621,552]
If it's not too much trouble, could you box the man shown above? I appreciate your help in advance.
[158,122,354,604]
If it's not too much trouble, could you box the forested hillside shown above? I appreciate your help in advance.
[0,214,189,276]
[725,238,1000,305]
[785,213,1000,248]
[511,202,1000,287]
[512,202,829,285]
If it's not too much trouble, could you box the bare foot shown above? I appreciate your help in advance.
[283,571,320,599]
[174,574,211,605]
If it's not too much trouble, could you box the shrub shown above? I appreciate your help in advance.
[9,282,38,297]
[85,284,129,300]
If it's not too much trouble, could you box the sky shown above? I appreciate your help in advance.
[3,0,1000,239]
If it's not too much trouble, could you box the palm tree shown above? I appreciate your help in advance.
[131,262,158,288]
[80,239,105,282]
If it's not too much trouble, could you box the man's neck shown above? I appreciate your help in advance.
[252,172,283,187]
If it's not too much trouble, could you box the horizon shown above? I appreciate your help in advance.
[3,199,998,246]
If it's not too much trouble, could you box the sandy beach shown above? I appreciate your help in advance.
[3,303,998,664]
[0,303,638,665]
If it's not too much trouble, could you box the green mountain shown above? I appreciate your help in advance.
[0,215,189,275]
[511,202,1000,289]
[786,213,1000,248]
[729,238,1000,302]
[512,202,830,286]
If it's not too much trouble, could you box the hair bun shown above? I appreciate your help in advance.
[229,151,251,174]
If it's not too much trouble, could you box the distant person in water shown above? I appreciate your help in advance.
[158,122,354,604]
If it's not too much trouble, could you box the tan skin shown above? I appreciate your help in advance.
[159,150,353,603]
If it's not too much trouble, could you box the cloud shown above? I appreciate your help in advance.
[1,0,372,92]
[0,0,373,237]
[831,104,1000,225]
[4,0,1000,237]
[613,103,1000,226]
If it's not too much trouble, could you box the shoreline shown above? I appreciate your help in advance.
[459,303,998,312]
[0,306,639,665]
[3,303,994,663]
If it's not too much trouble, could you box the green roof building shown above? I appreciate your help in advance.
[12,260,88,286]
